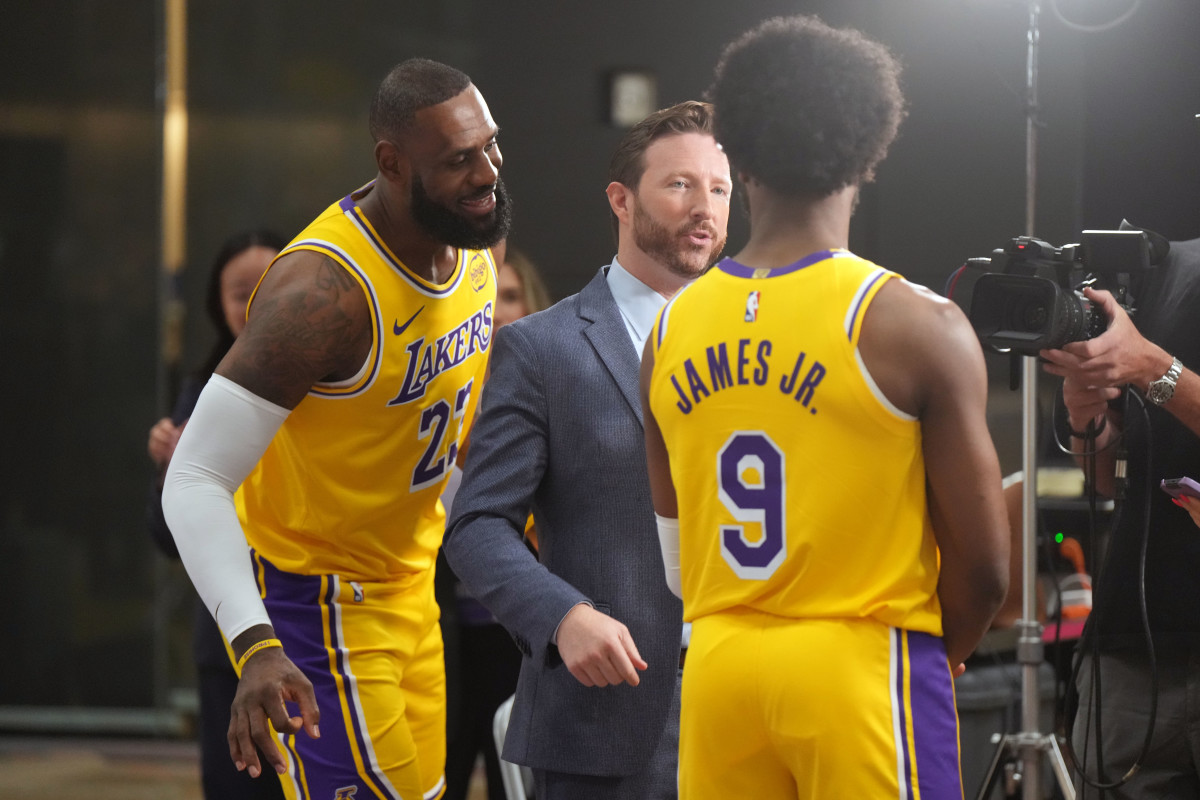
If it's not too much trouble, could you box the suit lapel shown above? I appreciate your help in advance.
[579,269,644,426]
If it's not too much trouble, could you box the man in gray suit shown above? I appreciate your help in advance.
[443,101,731,799]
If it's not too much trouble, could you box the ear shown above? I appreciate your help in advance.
[605,181,634,226]
[375,140,409,183]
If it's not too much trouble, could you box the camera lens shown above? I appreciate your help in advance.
[1018,302,1049,331]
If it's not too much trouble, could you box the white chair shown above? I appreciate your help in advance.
[492,693,535,799]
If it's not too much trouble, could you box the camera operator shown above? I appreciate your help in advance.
[1040,234,1200,798]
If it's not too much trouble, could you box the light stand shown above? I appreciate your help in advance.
[975,2,1075,798]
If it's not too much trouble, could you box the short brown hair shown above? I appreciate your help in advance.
[606,100,716,242]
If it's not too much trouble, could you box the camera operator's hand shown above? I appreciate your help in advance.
[1058,376,1120,435]
[1040,288,1173,402]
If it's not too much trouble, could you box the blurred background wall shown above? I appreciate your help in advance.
[0,0,1196,726]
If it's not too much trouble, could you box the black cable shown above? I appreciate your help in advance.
[1049,396,1122,462]
[1088,421,1107,797]
[1077,416,1104,796]
[1061,388,1159,793]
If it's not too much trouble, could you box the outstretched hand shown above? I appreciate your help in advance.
[228,644,320,777]
[556,603,648,688]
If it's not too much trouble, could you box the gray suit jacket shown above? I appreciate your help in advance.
[443,267,683,777]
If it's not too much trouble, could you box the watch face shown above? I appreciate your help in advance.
[1150,380,1174,404]
[1149,358,1182,404]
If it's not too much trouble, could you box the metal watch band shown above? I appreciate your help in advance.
[1148,356,1183,405]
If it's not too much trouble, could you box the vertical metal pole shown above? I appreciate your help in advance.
[1024,0,1039,240]
[154,0,188,714]
[975,6,1074,797]
[1020,3,1047,798]
[1020,353,1045,800]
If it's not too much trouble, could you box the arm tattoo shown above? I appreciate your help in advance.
[219,255,371,408]
[314,257,359,294]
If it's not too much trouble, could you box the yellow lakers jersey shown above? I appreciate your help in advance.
[648,250,942,635]
[235,184,497,580]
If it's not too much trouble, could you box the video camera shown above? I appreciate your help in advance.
[961,229,1161,356]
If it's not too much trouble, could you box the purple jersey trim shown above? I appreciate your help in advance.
[255,553,401,800]
[902,630,963,799]
[280,735,307,799]
[326,576,403,800]
[893,628,915,799]
[346,206,465,298]
[338,180,375,213]
[716,249,842,278]
[845,268,890,342]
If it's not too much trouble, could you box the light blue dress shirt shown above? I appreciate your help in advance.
[605,257,670,361]
[605,257,691,651]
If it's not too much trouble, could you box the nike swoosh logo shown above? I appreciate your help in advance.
[394,306,425,336]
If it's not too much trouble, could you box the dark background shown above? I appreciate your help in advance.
[0,0,1196,715]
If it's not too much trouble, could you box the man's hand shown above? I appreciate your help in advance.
[228,634,320,778]
[1040,288,1171,397]
[556,604,648,688]
[1058,376,1121,434]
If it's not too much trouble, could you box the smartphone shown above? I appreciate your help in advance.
[1160,476,1200,500]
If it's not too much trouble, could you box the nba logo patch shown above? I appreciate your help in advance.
[744,291,760,322]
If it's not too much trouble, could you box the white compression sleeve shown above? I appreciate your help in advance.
[162,374,290,642]
[656,514,682,599]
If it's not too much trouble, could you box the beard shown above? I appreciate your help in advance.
[632,201,727,280]
[411,174,513,250]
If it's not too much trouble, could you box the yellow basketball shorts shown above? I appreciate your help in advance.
[246,550,447,800]
[680,612,962,799]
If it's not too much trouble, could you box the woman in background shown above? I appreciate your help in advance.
[493,246,551,328]
[146,229,286,800]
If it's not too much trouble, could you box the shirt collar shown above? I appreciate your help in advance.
[606,256,669,346]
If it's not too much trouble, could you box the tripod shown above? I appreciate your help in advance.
[975,3,1074,798]
[973,359,1075,800]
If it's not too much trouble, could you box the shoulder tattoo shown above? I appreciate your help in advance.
[220,255,371,406]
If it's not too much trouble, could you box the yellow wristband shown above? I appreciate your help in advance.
[236,638,283,672]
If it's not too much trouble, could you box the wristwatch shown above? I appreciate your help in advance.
[1147,356,1183,405]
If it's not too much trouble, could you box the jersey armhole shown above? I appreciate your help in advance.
[843,267,892,346]
[277,241,383,398]
[854,347,917,422]
[654,284,689,352]
[847,268,917,422]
